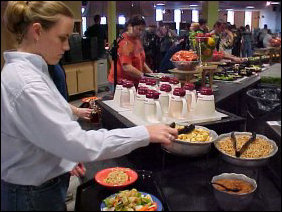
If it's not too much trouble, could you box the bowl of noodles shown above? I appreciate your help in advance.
[95,167,138,188]
[162,125,218,157]
[214,132,278,167]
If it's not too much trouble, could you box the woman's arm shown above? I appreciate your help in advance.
[143,63,153,73]
[122,64,144,79]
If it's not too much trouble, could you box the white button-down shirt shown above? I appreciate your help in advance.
[1,51,150,186]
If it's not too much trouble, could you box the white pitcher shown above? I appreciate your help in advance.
[183,83,197,112]
[144,91,162,123]
[168,88,188,119]
[146,79,158,91]
[113,80,124,106]
[169,77,181,92]
[159,76,171,86]
[120,81,135,109]
[195,87,215,116]
[132,89,147,118]
[159,84,172,115]
[138,77,147,89]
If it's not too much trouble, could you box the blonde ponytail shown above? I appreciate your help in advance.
[3,1,74,44]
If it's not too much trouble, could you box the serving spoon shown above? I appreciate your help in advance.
[211,182,240,192]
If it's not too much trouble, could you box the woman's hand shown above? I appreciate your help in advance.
[70,163,86,177]
[146,124,178,145]
[75,107,93,120]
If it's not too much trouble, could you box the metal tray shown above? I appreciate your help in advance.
[75,170,170,211]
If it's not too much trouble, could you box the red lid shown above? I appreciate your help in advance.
[146,80,157,86]
[153,92,160,99]
[117,79,124,85]
[146,92,155,99]
[169,77,180,84]
[123,81,134,88]
[173,88,186,97]
[147,89,156,94]
[138,86,148,91]
[200,87,213,95]
[139,77,147,83]
[160,76,171,82]
[183,83,195,91]
[160,84,172,92]
[138,88,147,95]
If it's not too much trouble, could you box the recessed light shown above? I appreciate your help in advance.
[270,2,280,5]
[246,6,255,9]
[190,5,198,7]
[156,3,165,6]
[226,9,234,11]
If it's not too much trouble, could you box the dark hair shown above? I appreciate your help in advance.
[264,24,268,29]
[199,18,207,26]
[214,21,223,28]
[94,15,101,23]
[126,15,146,28]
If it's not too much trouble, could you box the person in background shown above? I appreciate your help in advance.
[84,14,107,58]
[231,25,242,57]
[258,24,268,48]
[263,29,274,48]
[241,25,253,57]
[108,15,154,88]
[1,2,178,211]
[211,21,244,63]
[198,18,209,33]
[156,21,177,61]
[219,23,234,55]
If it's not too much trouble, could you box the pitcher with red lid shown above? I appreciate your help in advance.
[120,81,135,109]
[144,90,162,123]
[195,87,215,116]
[113,79,124,106]
[168,88,188,119]
[133,88,147,118]
[159,84,172,115]
[183,82,197,112]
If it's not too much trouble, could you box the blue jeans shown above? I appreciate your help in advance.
[1,173,70,211]
[242,42,253,57]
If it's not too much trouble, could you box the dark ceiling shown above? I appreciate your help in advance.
[116,1,280,10]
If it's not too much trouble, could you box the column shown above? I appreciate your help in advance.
[202,1,219,30]
[107,1,116,46]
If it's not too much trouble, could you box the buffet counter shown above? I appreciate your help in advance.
[74,64,280,211]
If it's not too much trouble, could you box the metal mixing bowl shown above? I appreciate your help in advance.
[211,173,257,211]
[162,125,218,157]
[214,132,278,167]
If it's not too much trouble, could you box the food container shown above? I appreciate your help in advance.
[214,132,278,167]
[162,125,218,157]
[171,60,200,71]
[211,173,257,211]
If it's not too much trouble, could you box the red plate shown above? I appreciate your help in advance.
[81,96,101,103]
[94,167,138,188]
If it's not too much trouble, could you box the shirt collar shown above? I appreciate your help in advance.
[3,50,49,75]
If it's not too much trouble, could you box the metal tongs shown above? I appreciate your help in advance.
[169,122,195,134]
[231,132,256,158]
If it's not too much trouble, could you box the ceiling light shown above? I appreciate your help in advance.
[226,9,234,11]
[270,2,280,5]
[156,3,165,6]
[266,1,271,6]
[190,5,198,7]
[246,6,255,9]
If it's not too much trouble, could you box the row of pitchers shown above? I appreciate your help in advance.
[113,82,215,123]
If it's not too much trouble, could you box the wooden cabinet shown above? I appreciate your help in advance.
[64,61,96,96]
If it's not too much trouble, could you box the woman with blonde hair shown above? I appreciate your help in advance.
[1,2,178,210]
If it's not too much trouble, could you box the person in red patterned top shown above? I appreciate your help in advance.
[108,15,153,87]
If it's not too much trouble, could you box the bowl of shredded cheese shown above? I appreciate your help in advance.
[95,167,138,188]
[162,125,218,157]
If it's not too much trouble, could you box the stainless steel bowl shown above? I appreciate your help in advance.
[171,60,200,71]
[162,126,218,157]
[211,173,257,211]
[214,132,278,167]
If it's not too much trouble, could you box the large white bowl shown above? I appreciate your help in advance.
[162,125,218,157]
[211,173,257,211]
[214,132,278,167]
